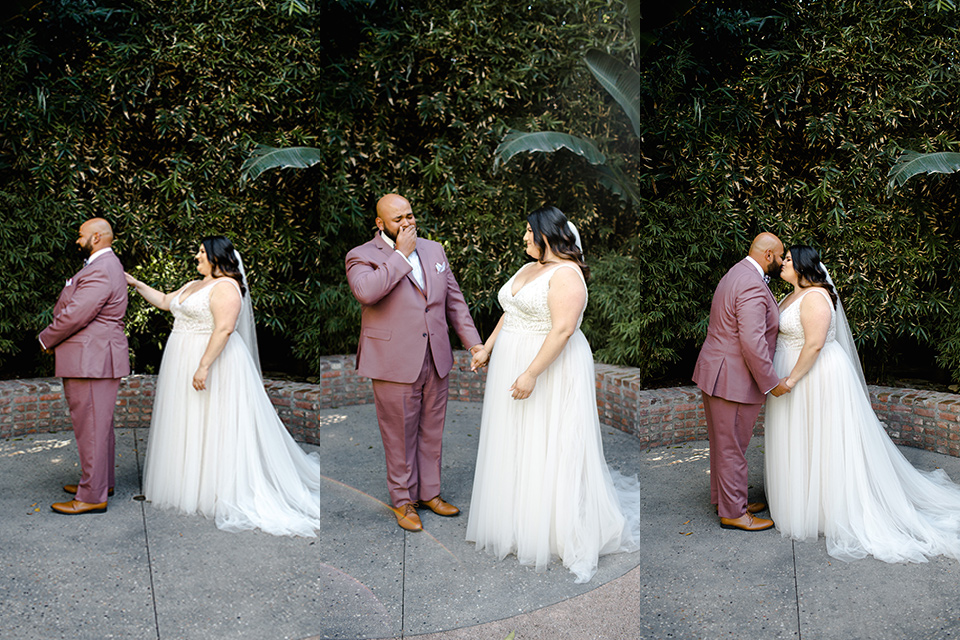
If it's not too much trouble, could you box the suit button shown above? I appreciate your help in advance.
[425,307,429,312]
[422,333,427,337]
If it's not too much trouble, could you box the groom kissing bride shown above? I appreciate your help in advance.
[693,232,790,532]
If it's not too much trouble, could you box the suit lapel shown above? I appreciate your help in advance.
[741,258,775,303]
[413,240,429,299]
[374,232,427,298]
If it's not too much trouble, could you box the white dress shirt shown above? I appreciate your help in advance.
[85,247,114,266]
[745,255,767,282]
[381,232,425,289]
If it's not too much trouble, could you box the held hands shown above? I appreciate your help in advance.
[510,371,537,400]
[396,224,417,257]
[470,344,489,371]
[192,365,210,391]
[770,377,792,397]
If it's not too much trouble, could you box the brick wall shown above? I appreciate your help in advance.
[2,352,958,458]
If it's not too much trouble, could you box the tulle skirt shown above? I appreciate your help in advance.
[765,340,960,562]
[466,327,644,583]
[143,330,329,537]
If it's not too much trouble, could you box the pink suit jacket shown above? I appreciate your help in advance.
[692,258,779,405]
[39,250,131,379]
[345,233,481,384]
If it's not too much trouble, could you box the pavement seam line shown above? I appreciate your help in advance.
[134,427,162,638]
[400,529,407,639]
[792,540,802,640]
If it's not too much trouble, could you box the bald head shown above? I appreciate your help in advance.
[375,194,415,241]
[77,217,115,256]
[376,194,411,220]
[747,231,784,278]
[749,232,780,255]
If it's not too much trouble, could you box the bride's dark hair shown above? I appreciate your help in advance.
[527,205,590,281]
[201,235,246,296]
[789,245,836,308]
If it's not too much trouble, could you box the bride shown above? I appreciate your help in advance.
[765,245,960,562]
[127,236,329,536]
[466,206,643,583]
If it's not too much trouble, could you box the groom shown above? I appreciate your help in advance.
[693,232,789,532]
[346,194,483,532]
[39,217,130,515]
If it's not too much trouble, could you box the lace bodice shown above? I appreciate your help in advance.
[498,263,587,334]
[777,288,836,351]
[170,281,230,334]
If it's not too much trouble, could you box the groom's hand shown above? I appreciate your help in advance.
[396,224,417,257]
[770,379,791,397]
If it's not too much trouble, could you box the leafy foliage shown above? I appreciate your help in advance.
[496,0,960,383]
[240,145,329,185]
[0,0,627,376]
[887,151,960,195]
[3,0,960,385]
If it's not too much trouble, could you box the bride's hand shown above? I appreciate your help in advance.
[510,372,536,400]
[192,365,210,391]
[124,272,138,287]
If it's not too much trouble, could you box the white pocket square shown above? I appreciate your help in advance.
[435,262,447,274]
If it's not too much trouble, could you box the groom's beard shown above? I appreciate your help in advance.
[766,262,783,280]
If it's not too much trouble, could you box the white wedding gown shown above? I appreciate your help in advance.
[466,263,644,583]
[142,279,329,536]
[765,287,960,562]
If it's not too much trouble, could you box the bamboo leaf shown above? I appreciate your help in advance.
[240,145,325,185]
[493,130,606,171]
[887,150,960,195]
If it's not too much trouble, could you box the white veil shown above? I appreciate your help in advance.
[566,220,583,253]
[822,263,868,400]
[234,251,262,378]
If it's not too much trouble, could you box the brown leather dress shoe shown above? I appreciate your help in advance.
[391,503,422,531]
[715,502,766,515]
[64,484,114,497]
[420,495,460,517]
[51,499,108,515]
[720,512,774,531]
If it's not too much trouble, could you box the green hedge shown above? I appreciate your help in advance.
[2,0,959,384]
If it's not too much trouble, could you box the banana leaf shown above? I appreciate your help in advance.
[887,150,960,195]
[584,49,647,139]
[493,131,606,171]
[240,144,325,185]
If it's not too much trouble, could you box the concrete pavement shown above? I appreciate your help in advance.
[2,401,960,639]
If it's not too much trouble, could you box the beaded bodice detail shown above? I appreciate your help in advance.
[777,288,836,351]
[170,282,218,334]
[498,263,586,334]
